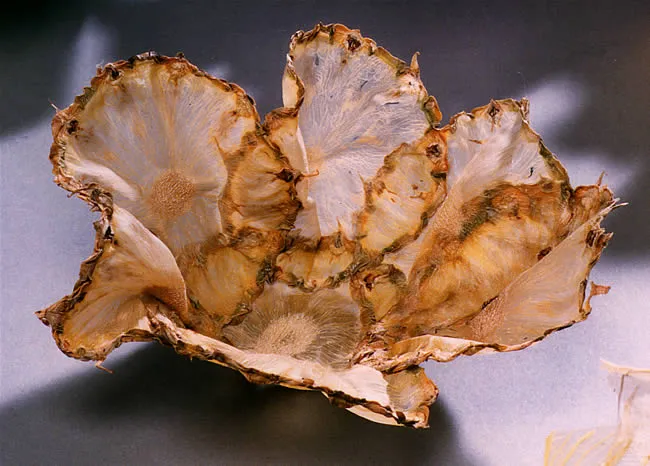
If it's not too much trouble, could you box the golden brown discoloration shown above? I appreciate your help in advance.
[351,264,407,325]
[276,232,358,290]
[356,129,448,255]
[384,367,438,422]
[568,184,616,232]
[382,180,574,338]
[382,183,613,342]
[178,246,260,337]
[360,205,616,373]
[220,132,301,235]
[454,218,613,344]
[174,229,285,338]
[372,99,615,344]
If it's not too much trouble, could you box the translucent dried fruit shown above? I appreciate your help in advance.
[545,362,650,464]
[38,24,618,428]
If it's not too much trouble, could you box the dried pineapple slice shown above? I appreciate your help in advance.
[175,232,274,338]
[545,362,650,465]
[37,202,187,360]
[385,100,579,334]
[286,25,440,239]
[275,24,443,288]
[153,302,437,427]
[356,129,448,255]
[275,231,357,290]
[50,53,262,256]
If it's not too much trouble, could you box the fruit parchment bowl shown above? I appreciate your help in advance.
[39,23,617,428]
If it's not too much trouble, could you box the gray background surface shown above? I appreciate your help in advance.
[1,1,649,464]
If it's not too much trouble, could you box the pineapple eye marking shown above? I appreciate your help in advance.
[253,313,318,356]
[148,170,196,221]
